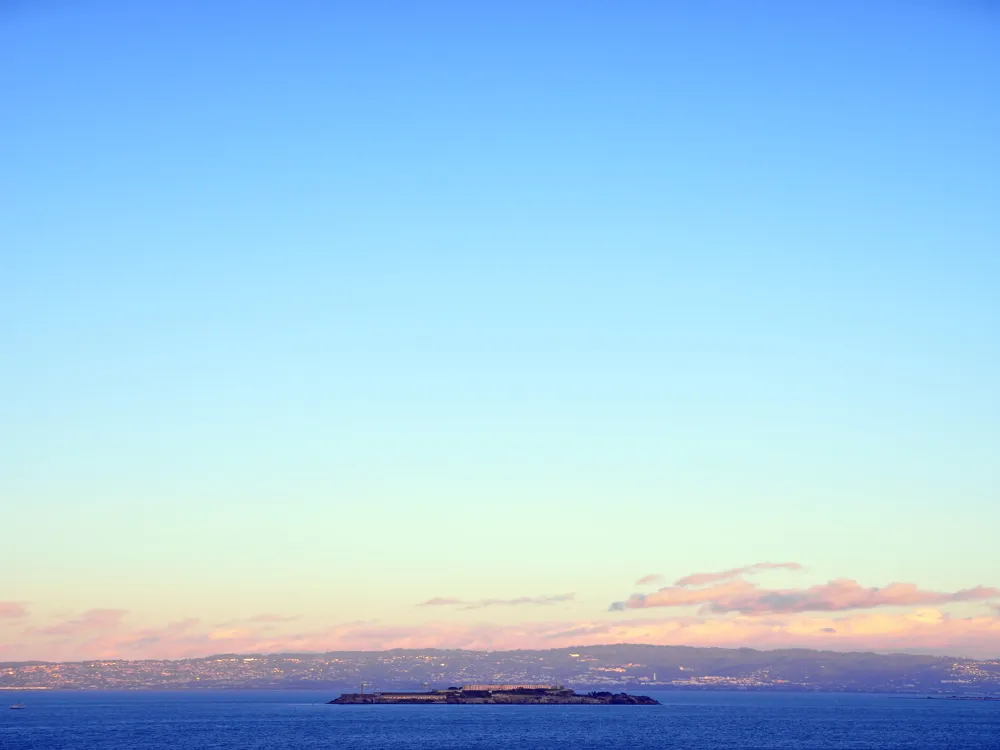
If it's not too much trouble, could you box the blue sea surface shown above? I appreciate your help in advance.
[2,690,998,749]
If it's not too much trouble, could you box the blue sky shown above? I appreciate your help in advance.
[2,1,998,659]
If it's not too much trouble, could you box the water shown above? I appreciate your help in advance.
[2,690,998,749]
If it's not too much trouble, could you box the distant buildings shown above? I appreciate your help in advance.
[461,684,554,691]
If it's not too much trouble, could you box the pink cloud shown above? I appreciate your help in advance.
[247,613,299,623]
[419,593,575,610]
[596,610,1000,658]
[7,571,998,661]
[635,574,663,586]
[0,601,28,620]
[674,562,804,587]
[10,608,1000,661]
[118,619,201,651]
[30,608,128,636]
[611,578,1000,615]
[612,579,756,611]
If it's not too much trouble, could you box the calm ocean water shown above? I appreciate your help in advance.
[1,689,998,749]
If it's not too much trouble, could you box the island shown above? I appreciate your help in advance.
[328,683,660,705]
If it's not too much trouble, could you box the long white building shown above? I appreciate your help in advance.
[461,684,555,692]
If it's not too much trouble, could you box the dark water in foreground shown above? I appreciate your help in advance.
[2,690,999,749]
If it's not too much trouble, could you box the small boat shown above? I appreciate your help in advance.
[9,703,26,710]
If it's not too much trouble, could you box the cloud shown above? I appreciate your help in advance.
[419,593,575,610]
[7,571,998,661]
[599,609,1000,658]
[31,609,128,636]
[635,574,663,586]
[10,607,1000,662]
[0,602,28,620]
[542,623,615,640]
[247,613,299,623]
[213,613,301,629]
[119,619,201,650]
[611,578,1000,616]
[611,579,755,611]
[674,562,804,587]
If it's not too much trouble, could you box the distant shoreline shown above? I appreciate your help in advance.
[3,645,998,694]
[7,689,1000,702]
[923,695,1000,702]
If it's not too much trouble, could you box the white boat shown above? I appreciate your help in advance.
[9,703,25,710]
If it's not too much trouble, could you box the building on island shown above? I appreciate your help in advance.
[461,684,554,692]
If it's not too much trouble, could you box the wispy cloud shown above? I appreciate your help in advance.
[248,613,299,623]
[118,619,201,650]
[0,602,28,620]
[9,608,1000,661]
[611,580,752,611]
[611,578,1000,615]
[31,609,128,636]
[674,562,804,587]
[8,570,1000,662]
[635,574,663,586]
[419,593,575,610]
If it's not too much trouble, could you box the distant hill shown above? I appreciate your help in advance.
[2,644,998,693]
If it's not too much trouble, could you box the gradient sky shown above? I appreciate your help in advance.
[2,1,999,661]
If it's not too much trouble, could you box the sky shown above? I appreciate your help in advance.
[2,1,998,662]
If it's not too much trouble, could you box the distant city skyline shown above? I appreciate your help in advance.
[4,645,999,693]
[2,1,998,662]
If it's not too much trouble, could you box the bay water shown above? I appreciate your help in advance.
[2,689,998,749]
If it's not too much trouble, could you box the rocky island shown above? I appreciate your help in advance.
[328,684,659,705]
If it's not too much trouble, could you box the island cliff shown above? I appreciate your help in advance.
[328,684,659,705]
